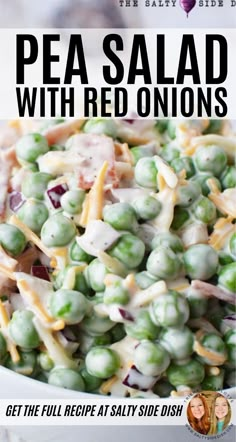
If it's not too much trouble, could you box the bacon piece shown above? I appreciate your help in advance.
[43,119,84,145]
[16,247,39,274]
[0,125,19,149]
[38,133,119,189]
[69,134,119,189]
[191,280,235,305]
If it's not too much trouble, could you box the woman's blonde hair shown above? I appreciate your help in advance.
[187,393,210,435]
[208,393,231,435]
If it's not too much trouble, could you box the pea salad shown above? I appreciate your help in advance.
[0,118,235,398]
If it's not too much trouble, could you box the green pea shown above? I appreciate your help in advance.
[21,172,52,200]
[41,213,76,247]
[18,200,49,234]
[167,121,177,139]
[108,233,145,269]
[9,310,40,350]
[192,173,221,197]
[80,367,103,392]
[49,289,89,325]
[85,347,120,379]
[150,291,189,328]
[50,144,65,151]
[48,368,85,392]
[155,120,168,134]
[160,145,180,163]
[109,323,126,343]
[83,118,117,138]
[151,232,184,253]
[24,163,39,172]
[171,207,190,231]
[134,157,158,189]
[229,233,236,258]
[224,329,236,367]
[70,241,93,263]
[218,263,236,293]
[146,247,182,280]
[104,280,129,305]
[134,341,170,376]
[177,181,201,207]
[135,271,158,289]
[197,333,227,366]
[130,145,155,165]
[219,252,234,266]
[0,224,26,257]
[5,350,37,376]
[132,196,162,220]
[78,331,112,355]
[80,312,115,336]
[35,372,48,383]
[183,244,218,280]
[203,120,223,135]
[103,202,138,232]
[167,359,205,387]
[186,288,208,318]
[159,326,194,361]
[54,266,89,295]
[201,368,224,391]
[171,156,195,179]
[193,196,216,224]
[125,310,160,341]
[16,133,49,163]
[194,145,227,177]
[221,166,236,190]
[0,331,7,360]
[38,352,54,371]
[86,258,108,292]
[61,189,85,215]
[152,379,174,397]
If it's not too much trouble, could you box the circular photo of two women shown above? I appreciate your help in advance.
[187,391,232,436]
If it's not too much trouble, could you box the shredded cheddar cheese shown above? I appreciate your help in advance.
[79,161,108,227]
[0,300,20,363]
[209,216,235,250]
[193,330,227,365]
[9,215,53,258]
[98,251,128,278]
[208,181,236,218]
[154,155,178,189]
[100,375,118,394]
[17,279,64,331]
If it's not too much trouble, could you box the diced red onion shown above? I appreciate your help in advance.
[9,191,25,212]
[123,119,135,124]
[62,327,77,342]
[47,183,68,209]
[56,331,79,355]
[122,365,158,391]
[118,308,134,322]
[222,315,236,329]
[31,265,50,281]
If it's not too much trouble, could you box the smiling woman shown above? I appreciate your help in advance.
[187,393,210,434]
[208,393,232,435]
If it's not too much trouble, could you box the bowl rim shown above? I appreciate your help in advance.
[0,365,235,399]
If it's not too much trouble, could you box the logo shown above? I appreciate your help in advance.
[118,0,236,16]
[180,0,196,16]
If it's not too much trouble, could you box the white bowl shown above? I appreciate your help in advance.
[0,365,235,442]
